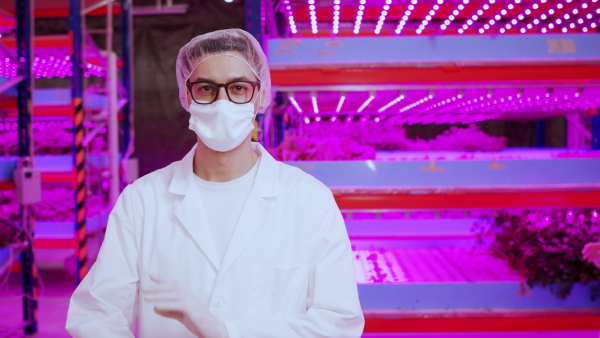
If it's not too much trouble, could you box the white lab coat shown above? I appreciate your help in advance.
[66,142,364,338]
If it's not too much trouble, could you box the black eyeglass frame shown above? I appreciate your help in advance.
[186,79,261,105]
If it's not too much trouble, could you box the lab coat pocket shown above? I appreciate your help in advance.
[250,265,310,318]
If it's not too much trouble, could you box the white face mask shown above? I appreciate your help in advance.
[188,100,256,152]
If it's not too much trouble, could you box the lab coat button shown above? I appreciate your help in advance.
[213,298,225,308]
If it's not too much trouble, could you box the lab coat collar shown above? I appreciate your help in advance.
[168,142,280,198]
[168,142,280,272]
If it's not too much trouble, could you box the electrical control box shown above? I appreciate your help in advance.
[13,158,41,205]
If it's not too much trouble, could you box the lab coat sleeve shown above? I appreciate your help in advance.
[66,185,139,338]
[224,187,365,338]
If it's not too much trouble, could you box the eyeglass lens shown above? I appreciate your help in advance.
[189,82,255,104]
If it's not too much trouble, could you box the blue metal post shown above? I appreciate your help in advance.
[245,0,265,143]
[16,0,38,333]
[70,0,88,283]
[592,113,600,150]
[245,0,263,46]
[120,0,133,159]
[534,120,545,147]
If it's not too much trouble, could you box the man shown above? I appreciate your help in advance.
[66,29,364,337]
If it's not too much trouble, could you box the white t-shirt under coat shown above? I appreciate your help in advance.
[194,157,260,263]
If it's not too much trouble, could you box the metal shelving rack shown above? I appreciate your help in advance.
[0,0,133,334]
[255,0,600,334]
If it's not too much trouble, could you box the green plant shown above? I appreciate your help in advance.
[488,210,600,300]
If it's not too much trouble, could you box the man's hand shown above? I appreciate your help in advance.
[582,241,600,269]
[143,275,227,338]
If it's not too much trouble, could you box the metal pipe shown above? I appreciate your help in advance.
[70,0,88,284]
[119,0,134,185]
[82,0,113,15]
[107,52,120,207]
[15,0,37,333]
[0,75,24,94]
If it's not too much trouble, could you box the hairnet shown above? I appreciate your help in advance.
[176,28,271,113]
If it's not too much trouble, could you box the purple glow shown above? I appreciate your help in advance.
[357,95,375,113]
[289,96,303,113]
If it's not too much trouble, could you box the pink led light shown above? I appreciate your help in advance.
[400,95,431,113]
[395,0,417,34]
[417,0,443,34]
[333,0,341,34]
[354,0,367,34]
[311,95,319,113]
[284,0,298,34]
[540,2,570,33]
[375,0,392,34]
[289,96,302,113]
[572,8,599,32]
[378,95,405,112]
[496,0,530,34]
[357,95,375,113]
[460,0,495,34]
[336,95,346,113]
[309,0,318,34]
[442,0,469,31]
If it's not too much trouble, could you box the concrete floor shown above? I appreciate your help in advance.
[0,266,74,338]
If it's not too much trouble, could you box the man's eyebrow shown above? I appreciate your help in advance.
[190,76,256,83]
[190,77,216,83]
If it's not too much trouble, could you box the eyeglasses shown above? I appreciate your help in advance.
[186,79,261,105]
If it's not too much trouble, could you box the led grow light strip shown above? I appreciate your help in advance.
[336,95,346,112]
[541,1,570,33]
[378,94,405,112]
[289,95,302,113]
[354,0,367,34]
[580,8,600,32]
[459,0,495,34]
[497,0,525,33]
[418,0,444,34]
[333,0,341,34]
[357,95,375,113]
[375,0,392,34]
[399,94,433,113]
[309,0,318,34]
[441,0,469,31]
[395,0,418,34]
[496,0,542,34]
[283,0,298,34]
